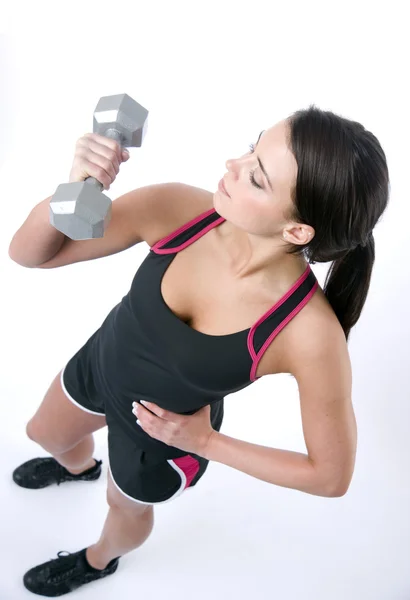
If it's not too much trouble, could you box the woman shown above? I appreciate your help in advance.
[8,105,390,597]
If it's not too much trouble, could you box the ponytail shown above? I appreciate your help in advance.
[320,234,375,342]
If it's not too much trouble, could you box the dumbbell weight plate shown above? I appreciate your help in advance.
[50,94,148,240]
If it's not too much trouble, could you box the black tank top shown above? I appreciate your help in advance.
[90,207,318,454]
[92,209,318,413]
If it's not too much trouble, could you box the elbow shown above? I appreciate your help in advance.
[309,457,353,498]
[312,463,353,498]
[8,250,21,266]
[322,475,352,498]
[324,484,349,498]
[8,253,34,268]
[8,246,37,268]
[8,246,24,266]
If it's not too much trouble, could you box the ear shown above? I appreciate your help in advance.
[284,224,315,246]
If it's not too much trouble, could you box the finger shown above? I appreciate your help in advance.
[74,155,112,191]
[77,139,121,175]
[135,409,154,430]
[136,417,160,441]
[82,133,123,163]
[137,401,170,420]
[132,404,153,424]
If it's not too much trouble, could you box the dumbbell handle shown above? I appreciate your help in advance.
[84,128,125,192]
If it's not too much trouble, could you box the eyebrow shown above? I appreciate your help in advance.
[255,130,273,191]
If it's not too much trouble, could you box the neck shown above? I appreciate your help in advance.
[215,220,307,285]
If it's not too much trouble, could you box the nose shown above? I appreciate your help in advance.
[225,156,242,177]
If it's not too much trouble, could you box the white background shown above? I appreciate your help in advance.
[1,1,409,598]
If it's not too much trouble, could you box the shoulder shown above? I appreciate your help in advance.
[266,288,352,387]
[279,294,352,398]
[144,182,215,248]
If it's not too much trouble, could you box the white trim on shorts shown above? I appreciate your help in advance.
[60,363,194,505]
[60,365,106,417]
[108,459,189,506]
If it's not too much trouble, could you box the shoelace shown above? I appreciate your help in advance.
[47,551,81,584]
[34,460,69,486]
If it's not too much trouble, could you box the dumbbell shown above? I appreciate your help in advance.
[49,93,149,240]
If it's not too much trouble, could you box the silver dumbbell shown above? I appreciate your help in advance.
[50,94,149,240]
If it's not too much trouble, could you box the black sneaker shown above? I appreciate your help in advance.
[23,548,119,597]
[12,457,103,489]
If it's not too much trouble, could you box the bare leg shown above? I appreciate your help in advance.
[27,373,155,568]
[26,370,107,475]
[86,506,154,569]
[86,470,154,570]
[53,434,96,475]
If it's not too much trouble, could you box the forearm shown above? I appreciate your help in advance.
[204,432,335,497]
[8,196,66,267]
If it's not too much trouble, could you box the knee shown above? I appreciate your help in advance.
[106,484,152,516]
[26,419,39,442]
[25,419,72,455]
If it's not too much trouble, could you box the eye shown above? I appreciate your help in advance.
[248,144,262,189]
[249,169,263,189]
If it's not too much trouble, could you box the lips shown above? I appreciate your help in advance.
[220,178,230,197]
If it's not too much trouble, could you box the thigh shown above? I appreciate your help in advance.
[27,369,106,454]
[107,469,152,515]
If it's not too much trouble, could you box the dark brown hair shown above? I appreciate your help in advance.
[286,105,390,341]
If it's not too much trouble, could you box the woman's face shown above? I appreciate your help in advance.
[214,120,299,239]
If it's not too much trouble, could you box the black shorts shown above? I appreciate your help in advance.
[60,348,214,505]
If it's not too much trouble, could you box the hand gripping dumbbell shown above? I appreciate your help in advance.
[49,94,149,240]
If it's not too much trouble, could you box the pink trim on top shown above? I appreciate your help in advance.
[247,266,319,382]
[151,208,225,255]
